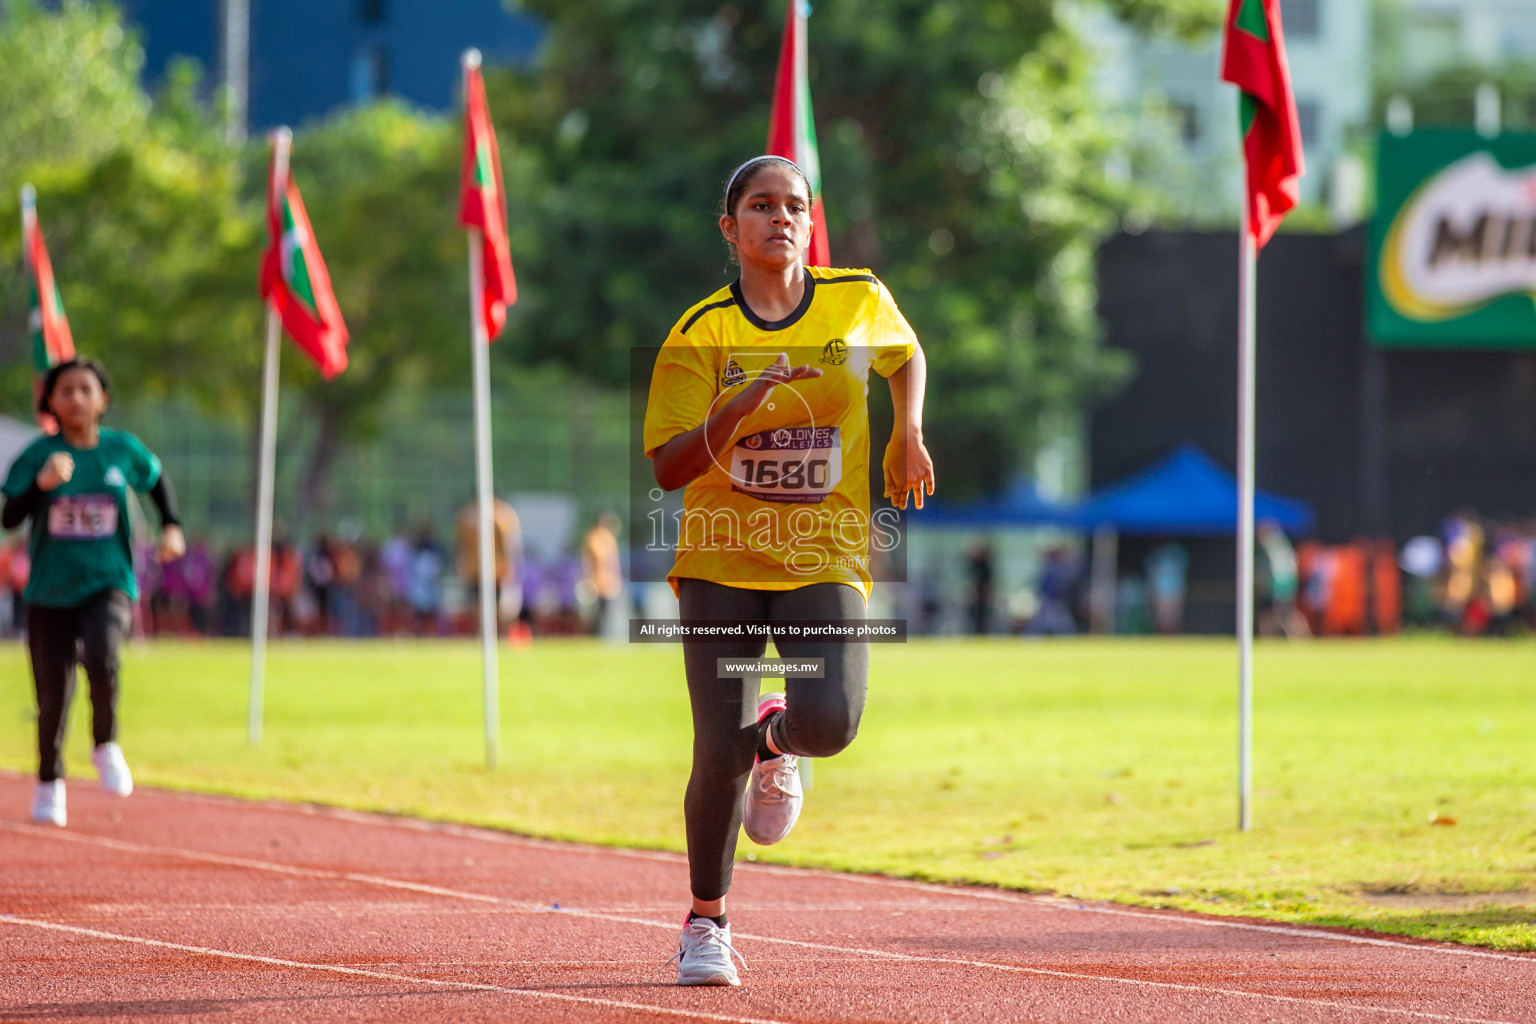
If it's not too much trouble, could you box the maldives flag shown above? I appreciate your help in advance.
[21,187,76,372]
[458,57,516,341]
[1221,0,1305,248]
[767,0,830,267]
[259,146,349,379]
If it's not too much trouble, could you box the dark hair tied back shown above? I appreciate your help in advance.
[38,357,112,417]
[721,155,813,219]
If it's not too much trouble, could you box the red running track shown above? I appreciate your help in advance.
[2,773,1534,1024]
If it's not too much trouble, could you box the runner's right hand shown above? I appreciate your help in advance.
[36,453,73,491]
[733,353,821,417]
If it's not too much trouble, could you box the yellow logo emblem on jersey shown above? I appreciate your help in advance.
[819,339,849,365]
[722,359,746,388]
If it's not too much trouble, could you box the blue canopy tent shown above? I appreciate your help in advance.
[1073,444,1313,633]
[915,476,1079,529]
[1074,444,1313,535]
[907,447,1313,633]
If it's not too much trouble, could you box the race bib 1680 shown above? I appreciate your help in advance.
[731,427,841,504]
[48,494,118,540]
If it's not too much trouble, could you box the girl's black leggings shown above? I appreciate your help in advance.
[28,589,133,782]
[677,578,868,902]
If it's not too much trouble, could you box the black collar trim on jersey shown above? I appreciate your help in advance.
[679,297,737,335]
[730,273,816,332]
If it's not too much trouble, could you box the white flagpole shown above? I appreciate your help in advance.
[464,48,500,771]
[249,126,291,747]
[19,184,36,266]
[1237,204,1257,832]
[20,186,38,421]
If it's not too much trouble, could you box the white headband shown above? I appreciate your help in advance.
[724,155,809,206]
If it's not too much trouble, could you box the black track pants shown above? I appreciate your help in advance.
[28,589,133,783]
[677,578,868,902]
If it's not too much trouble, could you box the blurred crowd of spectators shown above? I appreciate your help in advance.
[0,506,1530,641]
[935,510,1536,638]
[1286,513,1536,637]
[1404,512,1536,636]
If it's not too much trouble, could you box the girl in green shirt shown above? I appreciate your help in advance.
[1,358,184,827]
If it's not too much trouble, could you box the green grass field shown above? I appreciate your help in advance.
[3,637,1534,950]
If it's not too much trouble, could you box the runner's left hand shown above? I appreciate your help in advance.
[883,426,935,511]
[157,524,186,563]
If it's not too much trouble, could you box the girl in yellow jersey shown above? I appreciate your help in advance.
[645,156,934,986]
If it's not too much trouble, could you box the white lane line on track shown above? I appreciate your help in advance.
[2,823,1524,1024]
[0,916,794,1024]
[83,783,1536,968]
[799,875,1536,966]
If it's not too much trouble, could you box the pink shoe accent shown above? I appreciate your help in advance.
[756,692,787,763]
[756,694,787,724]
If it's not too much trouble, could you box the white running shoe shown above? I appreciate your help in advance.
[92,742,133,797]
[665,916,746,986]
[32,780,66,827]
[743,692,802,846]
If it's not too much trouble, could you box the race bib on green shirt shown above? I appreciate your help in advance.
[48,494,118,539]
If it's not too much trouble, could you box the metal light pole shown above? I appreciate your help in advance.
[222,0,250,143]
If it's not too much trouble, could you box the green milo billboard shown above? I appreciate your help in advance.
[1369,131,1536,348]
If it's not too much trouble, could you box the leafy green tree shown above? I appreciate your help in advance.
[0,139,262,408]
[0,0,1213,525]
[0,3,469,527]
[0,5,259,422]
[0,0,151,188]
[497,0,1197,496]
[267,103,473,524]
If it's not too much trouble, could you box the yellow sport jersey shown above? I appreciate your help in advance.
[643,266,917,602]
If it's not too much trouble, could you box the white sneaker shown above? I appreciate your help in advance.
[32,780,66,827]
[743,692,802,846]
[665,916,746,986]
[92,742,133,797]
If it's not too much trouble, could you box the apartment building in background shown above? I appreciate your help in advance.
[1399,0,1536,76]
[1089,0,1373,224]
[119,0,541,132]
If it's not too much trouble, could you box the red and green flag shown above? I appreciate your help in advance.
[767,0,830,267]
[458,58,517,341]
[259,147,349,380]
[1221,0,1305,248]
[21,186,76,372]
